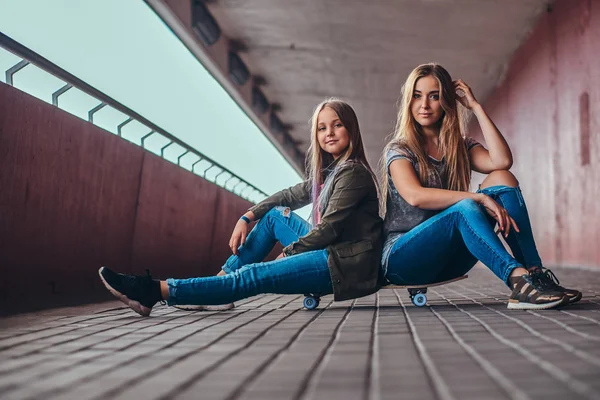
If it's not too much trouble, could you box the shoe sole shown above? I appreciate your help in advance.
[98,267,152,317]
[507,295,569,310]
[568,293,583,304]
[173,303,235,311]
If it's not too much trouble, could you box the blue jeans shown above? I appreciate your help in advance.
[167,207,333,305]
[385,185,541,288]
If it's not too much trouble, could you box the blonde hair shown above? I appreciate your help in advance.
[306,98,379,223]
[380,63,471,215]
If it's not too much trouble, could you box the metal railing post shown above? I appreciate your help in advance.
[5,59,29,85]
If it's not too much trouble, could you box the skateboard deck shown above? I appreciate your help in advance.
[302,275,469,309]
[382,274,468,289]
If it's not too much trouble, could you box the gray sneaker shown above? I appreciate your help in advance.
[173,303,235,311]
[537,268,582,304]
[508,269,568,310]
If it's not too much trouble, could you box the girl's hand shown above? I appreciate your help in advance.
[475,194,520,238]
[454,79,479,110]
[229,219,250,255]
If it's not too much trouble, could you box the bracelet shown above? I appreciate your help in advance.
[240,215,251,224]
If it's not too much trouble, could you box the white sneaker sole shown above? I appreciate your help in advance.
[507,296,568,310]
[98,267,152,317]
[568,293,583,303]
[173,303,235,311]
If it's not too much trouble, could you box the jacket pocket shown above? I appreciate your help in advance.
[335,240,373,258]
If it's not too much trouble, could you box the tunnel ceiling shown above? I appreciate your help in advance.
[152,0,550,168]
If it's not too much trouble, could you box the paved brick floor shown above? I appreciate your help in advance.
[1,265,600,400]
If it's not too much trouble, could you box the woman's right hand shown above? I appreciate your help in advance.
[229,218,250,255]
[475,194,519,238]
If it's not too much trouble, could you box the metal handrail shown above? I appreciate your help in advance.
[0,32,268,201]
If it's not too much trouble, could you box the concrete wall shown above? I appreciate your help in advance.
[0,82,266,313]
[469,0,599,269]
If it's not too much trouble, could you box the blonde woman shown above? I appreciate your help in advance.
[381,63,580,310]
[99,99,383,316]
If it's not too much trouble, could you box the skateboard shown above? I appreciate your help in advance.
[382,275,468,306]
[302,275,468,309]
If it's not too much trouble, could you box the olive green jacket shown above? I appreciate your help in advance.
[249,162,383,301]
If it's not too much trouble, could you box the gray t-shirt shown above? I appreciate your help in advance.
[382,137,481,270]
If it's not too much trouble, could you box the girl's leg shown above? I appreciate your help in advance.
[384,199,566,309]
[478,171,542,268]
[100,251,331,316]
[385,198,522,287]
[168,250,332,306]
[478,170,581,303]
[99,251,331,316]
[179,206,310,311]
[221,206,311,274]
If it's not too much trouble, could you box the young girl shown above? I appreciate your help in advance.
[99,98,383,316]
[381,63,580,310]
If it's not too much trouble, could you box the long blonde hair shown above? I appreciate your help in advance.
[380,63,471,214]
[306,98,379,223]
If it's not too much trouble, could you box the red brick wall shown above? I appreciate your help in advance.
[0,82,268,313]
[469,0,599,269]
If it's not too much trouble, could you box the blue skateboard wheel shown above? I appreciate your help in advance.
[413,293,427,307]
[304,296,319,310]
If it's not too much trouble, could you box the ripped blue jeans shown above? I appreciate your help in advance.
[167,207,333,305]
[384,185,542,288]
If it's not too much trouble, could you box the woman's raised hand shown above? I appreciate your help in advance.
[475,194,520,238]
[454,79,479,110]
[229,218,250,255]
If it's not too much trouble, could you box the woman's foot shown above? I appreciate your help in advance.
[98,267,162,317]
[508,269,569,310]
[529,267,582,304]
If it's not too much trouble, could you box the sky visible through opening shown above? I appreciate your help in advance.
[0,0,308,214]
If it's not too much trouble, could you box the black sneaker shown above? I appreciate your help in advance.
[98,267,162,316]
[508,269,568,310]
[537,268,582,304]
